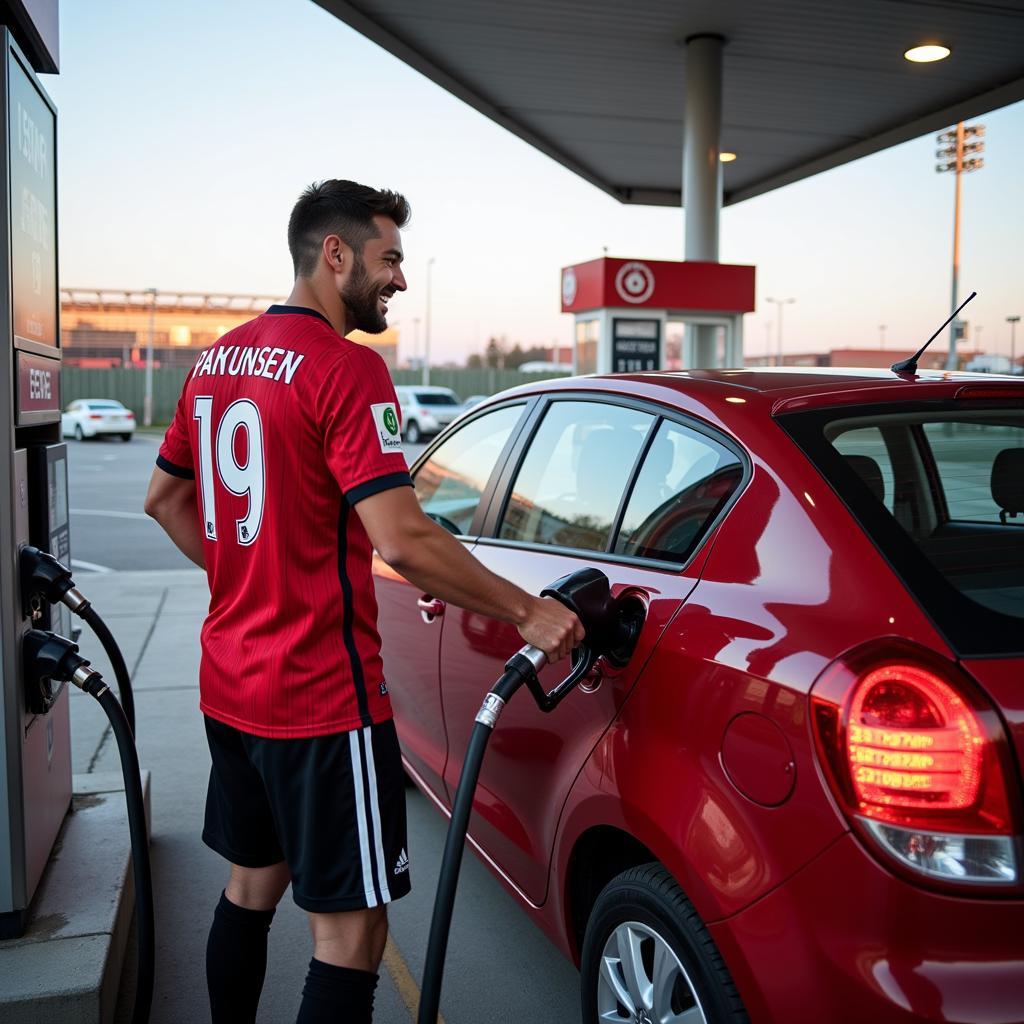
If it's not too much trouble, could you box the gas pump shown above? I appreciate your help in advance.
[0,27,69,940]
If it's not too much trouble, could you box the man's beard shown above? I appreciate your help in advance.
[341,257,387,334]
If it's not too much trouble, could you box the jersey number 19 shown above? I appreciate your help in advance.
[193,396,265,545]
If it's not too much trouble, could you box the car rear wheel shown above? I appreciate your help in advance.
[404,420,421,444]
[74,424,84,441]
[121,433,132,442]
[580,863,747,1024]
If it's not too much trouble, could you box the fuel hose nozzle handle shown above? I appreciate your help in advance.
[20,545,90,614]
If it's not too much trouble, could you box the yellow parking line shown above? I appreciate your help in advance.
[383,934,446,1024]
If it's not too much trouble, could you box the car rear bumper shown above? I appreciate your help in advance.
[84,422,133,435]
[711,832,1024,1023]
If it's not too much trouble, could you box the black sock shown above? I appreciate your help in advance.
[206,890,276,1024]
[296,957,379,1024]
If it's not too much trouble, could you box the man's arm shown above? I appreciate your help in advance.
[355,486,583,663]
[144,467,205,568]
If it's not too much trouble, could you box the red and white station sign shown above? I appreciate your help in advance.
[561,257,756,314]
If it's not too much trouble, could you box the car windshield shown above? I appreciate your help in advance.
[415,393,458,406]
[86,401,125,410]
[780,404,1024,656]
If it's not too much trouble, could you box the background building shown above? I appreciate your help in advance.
[744,346,985,370]
[61,288,399,369]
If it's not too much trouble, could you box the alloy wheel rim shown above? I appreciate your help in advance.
[596,920,707,1024]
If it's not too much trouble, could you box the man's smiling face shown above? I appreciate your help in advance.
[341,214,406,334]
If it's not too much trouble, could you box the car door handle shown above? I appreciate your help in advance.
[417,596,446,621]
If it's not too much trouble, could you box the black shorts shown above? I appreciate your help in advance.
[202,716,411,912]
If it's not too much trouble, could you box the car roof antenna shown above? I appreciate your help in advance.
[891,291,977,375]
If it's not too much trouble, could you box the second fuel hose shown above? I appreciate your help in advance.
[22,630,155,1024]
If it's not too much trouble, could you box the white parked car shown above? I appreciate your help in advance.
[394,386,462,443]
[61,399,136,442]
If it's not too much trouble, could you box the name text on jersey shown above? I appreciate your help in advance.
[192,345,305,384]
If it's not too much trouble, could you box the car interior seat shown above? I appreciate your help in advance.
[843,454,885,504]
[991,447,1024,524]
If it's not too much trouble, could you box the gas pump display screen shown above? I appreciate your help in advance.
[612,319,660,373]
[45,447,71,640]
[48,456,67,533]
[9,48,57,351]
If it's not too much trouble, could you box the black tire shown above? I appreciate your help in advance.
[74,424,84,441]
[580,863,748,1024]
[121,433,132,442]
[404,420,421,444]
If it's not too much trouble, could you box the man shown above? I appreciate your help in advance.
[145,179,582,1023]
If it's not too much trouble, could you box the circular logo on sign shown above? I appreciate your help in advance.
[614,261,655,305]
[383,407,399,435]
[562,267,578,307]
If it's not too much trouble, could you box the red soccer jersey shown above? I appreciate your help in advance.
[158,305,411,738]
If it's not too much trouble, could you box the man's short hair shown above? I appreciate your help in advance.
[287,179,411,278]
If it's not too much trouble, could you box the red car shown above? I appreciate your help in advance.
[373,368,1024,1023]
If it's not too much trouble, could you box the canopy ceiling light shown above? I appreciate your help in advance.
[904,44,952,63]
[720,152,738,162]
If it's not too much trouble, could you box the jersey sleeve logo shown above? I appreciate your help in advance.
[371,403,402,453]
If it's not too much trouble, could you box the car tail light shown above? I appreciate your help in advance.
[89,414,103,420]
[126,412,135,420]
[811,645,1020,890]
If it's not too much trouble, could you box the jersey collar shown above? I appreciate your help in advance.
[265,304,333,328]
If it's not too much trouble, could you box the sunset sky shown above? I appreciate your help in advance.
[44,0,1024,365]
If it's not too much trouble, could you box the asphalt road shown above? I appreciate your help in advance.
[66,432,429,573]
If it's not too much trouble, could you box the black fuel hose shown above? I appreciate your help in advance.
[78,605,136,736]
[80,671,154,1024]
[417,661,533,1024]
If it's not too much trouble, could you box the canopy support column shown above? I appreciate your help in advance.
[683,33,725,367]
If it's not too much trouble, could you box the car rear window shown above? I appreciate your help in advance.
[87,400,125,409]
[780,404,1024,656]
[415,393,458,406]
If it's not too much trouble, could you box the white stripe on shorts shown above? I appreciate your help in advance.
[362,726,392,904]
[349,729,378,908]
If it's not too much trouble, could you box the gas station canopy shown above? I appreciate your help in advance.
[314,0,1024,207]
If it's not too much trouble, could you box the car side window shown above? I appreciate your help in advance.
[615,420,743,564]
[499,401,654,551]
[413,404,524,535]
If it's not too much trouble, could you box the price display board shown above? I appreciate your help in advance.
[9,44,57,353]
[612,318,661,373]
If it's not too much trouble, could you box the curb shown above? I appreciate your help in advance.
[0,771,151,1024]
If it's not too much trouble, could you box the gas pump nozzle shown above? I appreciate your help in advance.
[22,629,103,713]
[512,567,645,713]
[20,544,90,616]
